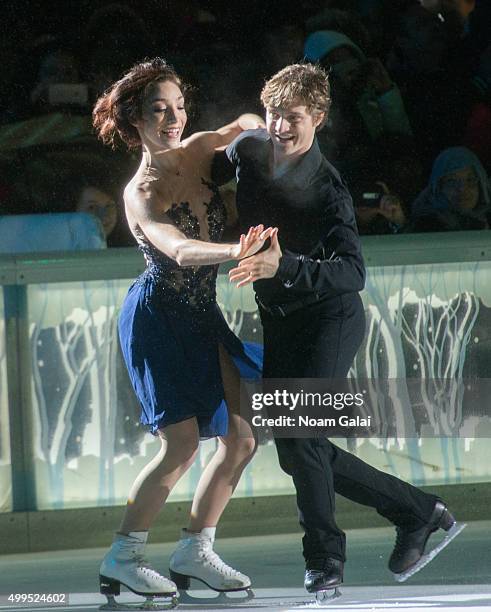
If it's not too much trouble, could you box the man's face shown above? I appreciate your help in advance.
[266,102,323,161]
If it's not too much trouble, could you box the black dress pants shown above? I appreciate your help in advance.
[260,292,438,564]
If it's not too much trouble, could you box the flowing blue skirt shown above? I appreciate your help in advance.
[118,275,262,437]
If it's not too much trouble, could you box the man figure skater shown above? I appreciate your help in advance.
[212,63,464,597]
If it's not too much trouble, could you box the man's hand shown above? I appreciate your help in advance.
[229,228,281,287]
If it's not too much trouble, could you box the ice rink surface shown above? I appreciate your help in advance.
[0,521,489,612]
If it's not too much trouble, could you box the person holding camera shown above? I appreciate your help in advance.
[352,180,407,234]
[303,30,412,185]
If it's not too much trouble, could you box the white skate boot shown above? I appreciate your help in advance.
[99,531,177,610]
[169,528,253,603]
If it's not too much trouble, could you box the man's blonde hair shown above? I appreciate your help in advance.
[260,63,331,129]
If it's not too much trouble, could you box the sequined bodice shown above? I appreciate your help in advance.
[136,179,227,310]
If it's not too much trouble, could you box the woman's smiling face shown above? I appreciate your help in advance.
[137,80,187,150]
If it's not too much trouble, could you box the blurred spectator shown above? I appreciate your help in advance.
[30,48,81,107]
[305,7,372,53]
[467,0,491,58]
[349,134,424,234]
[176,15,262,133]
[418,0,475,21]
[0,152,113,253]
[304,29,412,184]
[352,180,407,235]
[368,134,425,205]
[386,0,478,165]
[464,43,491,172]
[1,0,488,245]
[0,212,106,254]
[304,0,401,58]
[11,151,108,209]
[388,1,472,79]
[463,102,491,175]
[81,3,155,103]
[6,35,87,120]
[69,179,118,243]
[6,149,136,247]
[261,20,306,76]
[53,154,132,247]
[410,146,490,232]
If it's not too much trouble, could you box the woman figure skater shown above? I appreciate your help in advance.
[93,57,271,606]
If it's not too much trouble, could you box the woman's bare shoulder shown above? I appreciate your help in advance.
[124,171,166,218]
[182,131,218,154]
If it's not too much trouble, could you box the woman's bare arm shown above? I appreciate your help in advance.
[127,186,271,267]
[213,113,266,147]
[186,113,266,153]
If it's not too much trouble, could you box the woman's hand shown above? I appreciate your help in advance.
[238,113,266,131]
[231,225,274,260]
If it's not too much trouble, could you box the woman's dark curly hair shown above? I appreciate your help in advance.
[93,57,189,149]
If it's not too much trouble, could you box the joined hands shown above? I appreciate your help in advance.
[230,227,281,287]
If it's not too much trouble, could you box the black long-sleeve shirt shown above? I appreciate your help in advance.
[212,128,366,306]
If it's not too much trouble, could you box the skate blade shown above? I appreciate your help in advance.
[393,521,467,583]
[293,587,342,609]
[100,594,178,611]
[177,588,254,605]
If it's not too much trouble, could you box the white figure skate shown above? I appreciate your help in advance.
[99,532,177,610]
[169,527,254,604]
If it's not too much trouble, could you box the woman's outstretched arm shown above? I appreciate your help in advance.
[127,186,272,267]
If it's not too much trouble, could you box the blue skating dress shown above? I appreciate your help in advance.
[118,181,262,437]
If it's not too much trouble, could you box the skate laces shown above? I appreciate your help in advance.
[392,525,422,558]
[393,527,406,557]
[133,550,160,578]
[197,541,243,578]
[119,541,163,581]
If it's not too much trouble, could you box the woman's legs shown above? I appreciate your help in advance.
[118,344,256,535]
[169,346,255,590]
[119,417,200,534]
[101,418,200,597]
[187,345,257,532]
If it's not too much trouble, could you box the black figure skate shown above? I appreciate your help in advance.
[389,500,466,582]
[304,558,342,605]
